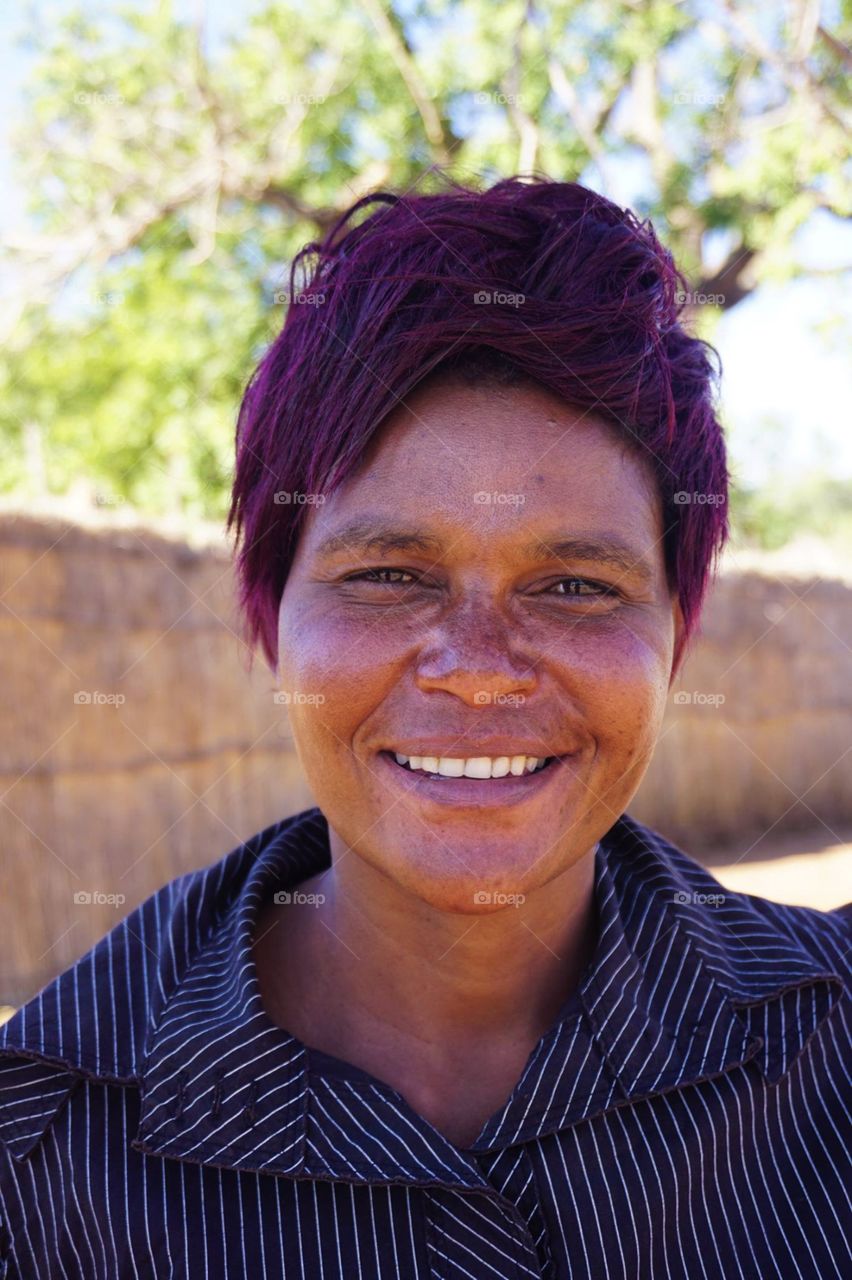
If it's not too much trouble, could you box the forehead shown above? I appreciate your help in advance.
[299,376,663,554]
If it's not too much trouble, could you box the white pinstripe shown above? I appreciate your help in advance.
[0,807,847,1277]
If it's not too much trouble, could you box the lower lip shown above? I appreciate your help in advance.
[376,751,577,809]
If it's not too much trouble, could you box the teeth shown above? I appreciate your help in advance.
[393,752,549,779]
[438,758,465,777]
[463,757,492,778]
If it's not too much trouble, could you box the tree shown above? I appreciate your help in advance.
[2,0,849,518]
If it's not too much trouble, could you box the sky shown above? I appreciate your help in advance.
[1,0,851,490]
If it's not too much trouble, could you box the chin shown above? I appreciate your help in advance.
[372,831,566,913]
[400,873,530,916]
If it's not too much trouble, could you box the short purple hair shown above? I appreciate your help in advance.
[227,176,730,671]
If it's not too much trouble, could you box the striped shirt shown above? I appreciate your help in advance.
[0,805,849,1279]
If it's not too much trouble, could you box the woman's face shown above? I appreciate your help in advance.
[276,375,685,912]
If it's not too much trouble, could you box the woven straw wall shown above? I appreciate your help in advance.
[1,514,849,1006]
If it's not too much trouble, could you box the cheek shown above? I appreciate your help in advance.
[282,609,415,676]
[279,595,674,760]
[277,601,419,729]
[554,619,672,749]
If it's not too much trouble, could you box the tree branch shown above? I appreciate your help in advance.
[259,185,340,232]
[503,0,540,175]
[696,244,758,309]
[816,23,852,71]
[355,0,457,167]
[718,0,849,134]
[547,59,612,189]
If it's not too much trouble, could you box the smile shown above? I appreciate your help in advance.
[377,749,573,809]
[393,752,552,779]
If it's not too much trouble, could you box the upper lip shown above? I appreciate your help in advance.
[381,739,575,758]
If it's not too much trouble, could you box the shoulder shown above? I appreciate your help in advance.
[610,811,850,993]
[0,807,324,1163]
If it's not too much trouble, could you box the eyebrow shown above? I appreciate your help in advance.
[313,519,657,586]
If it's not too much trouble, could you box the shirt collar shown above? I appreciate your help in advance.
[129,808,843,1186]
[0,808,843,1182]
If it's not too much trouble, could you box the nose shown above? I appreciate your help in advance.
[414,595,539,707]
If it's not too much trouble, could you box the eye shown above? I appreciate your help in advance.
[340,570,620,601]
[548,577,618,598]
[343,568,419,585]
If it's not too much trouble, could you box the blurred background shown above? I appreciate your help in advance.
[1,0,850,1015]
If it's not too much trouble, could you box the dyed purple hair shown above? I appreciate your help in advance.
[227,176,730,672]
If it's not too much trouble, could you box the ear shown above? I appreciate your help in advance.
[274,591,286,683]
[668,596,688,688]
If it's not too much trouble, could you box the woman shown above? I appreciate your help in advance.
[1,177,848,1278]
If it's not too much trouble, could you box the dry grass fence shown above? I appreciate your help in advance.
[1,512,850,1007]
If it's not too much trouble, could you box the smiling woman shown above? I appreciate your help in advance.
[0,178,848,1280]
[229,180,729,671]
[263,375,675,920]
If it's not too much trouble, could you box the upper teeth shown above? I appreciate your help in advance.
[393,753,549,778]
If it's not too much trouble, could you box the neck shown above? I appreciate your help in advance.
[254,832,599,1069]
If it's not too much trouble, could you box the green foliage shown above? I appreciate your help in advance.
[1,225,275,517]
[1,0,849,522]
[730,473,852,552]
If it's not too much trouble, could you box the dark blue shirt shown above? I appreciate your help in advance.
[0,807,849,1278]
